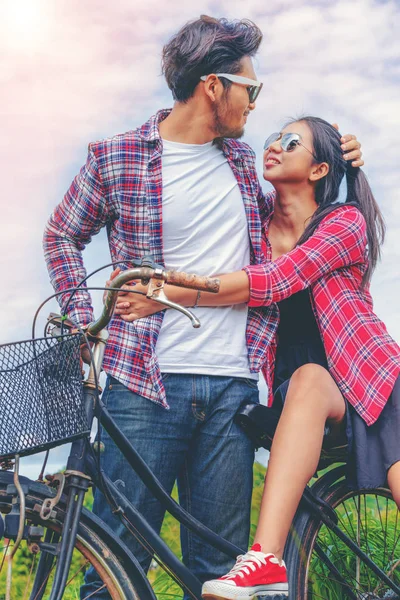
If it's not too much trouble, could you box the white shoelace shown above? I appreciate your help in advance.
[223,550,278,580]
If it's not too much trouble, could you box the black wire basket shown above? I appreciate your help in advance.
[0,333,90,459]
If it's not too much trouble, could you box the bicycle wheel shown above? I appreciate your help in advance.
[0,472,154,600]
[286,468,400,600]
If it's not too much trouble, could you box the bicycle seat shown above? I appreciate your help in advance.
[235,402,348,470]
[234,403,280,451]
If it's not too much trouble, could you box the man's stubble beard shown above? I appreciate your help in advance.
[211,97,245,140]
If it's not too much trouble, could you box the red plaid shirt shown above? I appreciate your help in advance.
[43,109,273,408]
[244,205,400,425]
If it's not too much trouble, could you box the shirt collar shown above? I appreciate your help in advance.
[137,109,172,143]
[138,110,245,163]
[220,139,246,163]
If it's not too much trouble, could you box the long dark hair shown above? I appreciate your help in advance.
[290,116,385,285]
[162,15,263,102]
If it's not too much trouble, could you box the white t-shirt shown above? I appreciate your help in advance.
[155,138,256,380]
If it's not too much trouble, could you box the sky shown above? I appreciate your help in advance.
[1,0,399,475]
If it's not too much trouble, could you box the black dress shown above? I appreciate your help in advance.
[272,289,400,489]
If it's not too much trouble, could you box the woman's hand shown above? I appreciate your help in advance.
[332,124,363,167]
[105,268,202,320]
[114,281,164,321]
[105,267,250,318]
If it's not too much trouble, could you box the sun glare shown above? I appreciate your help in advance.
[1,0,51,51]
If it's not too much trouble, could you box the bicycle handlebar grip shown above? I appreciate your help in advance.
[166,271,220,293]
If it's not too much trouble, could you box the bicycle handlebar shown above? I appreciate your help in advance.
[86,266,220,336]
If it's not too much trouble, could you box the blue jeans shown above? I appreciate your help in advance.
[81,374,258,598]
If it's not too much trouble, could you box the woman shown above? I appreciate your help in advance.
[112,117,400,599]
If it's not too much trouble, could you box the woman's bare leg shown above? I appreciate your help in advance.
[387,461,400,508]
[254,363,346,560]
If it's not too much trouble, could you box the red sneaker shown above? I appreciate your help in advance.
[201,544,288,599]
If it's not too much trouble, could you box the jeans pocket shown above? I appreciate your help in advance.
[161,372,172,382]
[242,378,259,390]
[101,376,124,407]
[100,385,110,408]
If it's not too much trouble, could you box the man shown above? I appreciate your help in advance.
[43,15,363,598]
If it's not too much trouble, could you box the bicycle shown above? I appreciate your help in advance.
[0,258,398,600]
[236,405,400,599]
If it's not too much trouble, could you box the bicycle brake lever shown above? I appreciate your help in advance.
[147,280,200,328]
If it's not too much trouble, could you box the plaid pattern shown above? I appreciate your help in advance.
[43,109,274,408]
[244,206,400,425]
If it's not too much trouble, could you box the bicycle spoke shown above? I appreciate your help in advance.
[308,558,366,600]
[1,532,89,600]
[391,531,400,563]
[359,494,373,593]
[349,494,374,591]
[362,493,367,593]
[326,526,361,589]
[307,489,400,599]
[350,495,370,554]
[370,494,394,598]
[313,542,358,599]
[383,496,389,570]
[65,559,89,586]
[0,539,10,572]
[32,566,53,600]
[375,493,385,531]
[340,501,358,539]
[371,494,399,599]
[389,507,399,561]
[309,558,391,600]
[82,583,107,599]
[22,554,36,600]
[315,526,363,591]
[336,496,372,592]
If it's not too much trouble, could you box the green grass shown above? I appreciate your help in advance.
[0,464,266,599]
[0,488,95,600]
[148,462,267,599]
[2,464,399,599]
[308,493,400,599]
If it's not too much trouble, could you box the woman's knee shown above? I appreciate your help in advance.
[290,363,332,391]
[286,363,345,420]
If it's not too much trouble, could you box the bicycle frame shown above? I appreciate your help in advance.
[86,409,400,600]
[21,264,227,600]
[5,263,398,600]
[90,402,243,599]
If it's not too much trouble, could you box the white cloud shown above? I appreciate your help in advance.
[240,0,400,340]
[1,0,399,474]
[1,0,398,331]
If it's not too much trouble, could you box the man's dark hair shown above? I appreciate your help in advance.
[162,15,263,102]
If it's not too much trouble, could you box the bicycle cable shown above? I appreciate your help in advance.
[60,259,142,335]
[31,259,160,501]
[31,282,146,482]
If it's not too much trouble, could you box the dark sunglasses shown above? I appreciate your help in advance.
[264,132,317,160]
[200,73,263,104]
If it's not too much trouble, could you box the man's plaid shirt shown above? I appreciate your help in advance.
[245,205,400,426]
[43,109,272,409]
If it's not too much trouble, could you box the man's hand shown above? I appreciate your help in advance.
[332,123,363,167]
[114,281,164,321]
[80,339,93,365]
[68,327,93,368]
[106,268,164,321]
